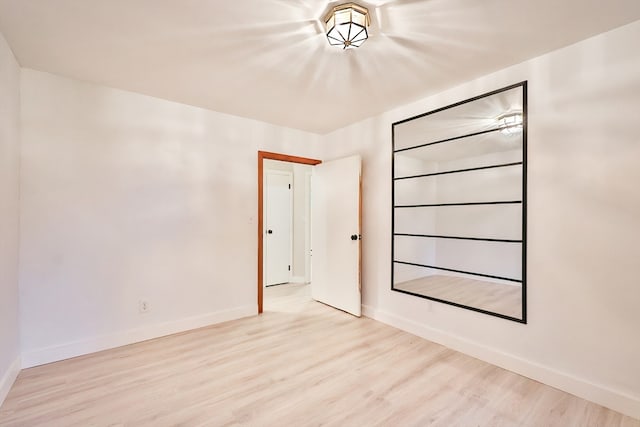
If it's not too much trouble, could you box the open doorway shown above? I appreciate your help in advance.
[263,159,314,288]
[258,151,363,316]
[257,151,321,313]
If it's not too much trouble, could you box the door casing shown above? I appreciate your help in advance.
[258,151,321,313]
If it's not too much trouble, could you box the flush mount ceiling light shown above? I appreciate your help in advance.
[497,112,524,135]
[324,3,370,50]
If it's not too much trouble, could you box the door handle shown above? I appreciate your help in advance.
[267,229,273,234]
[350,234,361,241]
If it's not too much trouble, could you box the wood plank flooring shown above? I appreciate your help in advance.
[0,283,637,426]
[395,275,522,319]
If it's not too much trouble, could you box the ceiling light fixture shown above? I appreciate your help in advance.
[497,112,523,135]
[324,3,370,50]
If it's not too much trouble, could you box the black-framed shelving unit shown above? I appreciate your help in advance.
[391,81,527,323]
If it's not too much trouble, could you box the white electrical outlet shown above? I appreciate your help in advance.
[139,299,150,314]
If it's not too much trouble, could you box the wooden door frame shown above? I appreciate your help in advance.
[258,151,321,313]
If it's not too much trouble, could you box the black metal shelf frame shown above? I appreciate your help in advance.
[394,260,522,283]
[394,126,506,154]
[394,200,521,208]
[394,161,523,181]
[394,233,521,244]
[390,81,528,324]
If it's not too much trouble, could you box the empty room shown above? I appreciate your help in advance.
[1,1,639,425]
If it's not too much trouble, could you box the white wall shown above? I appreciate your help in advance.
[0,31,21,405]
[292,163,312,280]
[19,69,321,367]
[323,20,640,419]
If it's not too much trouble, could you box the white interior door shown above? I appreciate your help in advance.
[311,155,361,316]
[265,171,292,286]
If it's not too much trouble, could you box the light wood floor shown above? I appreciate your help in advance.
[1,283,637,426]
[395,274,522,319]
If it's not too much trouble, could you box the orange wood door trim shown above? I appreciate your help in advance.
[258,151,321,313]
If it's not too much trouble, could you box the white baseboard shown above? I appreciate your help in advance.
[21,305,257,369]
[361,304,378,319]
[368,307,640,420]
[0,356,21,407]
[290,276,306,284]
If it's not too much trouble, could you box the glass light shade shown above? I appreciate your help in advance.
[324,3,370,50]
[498,112,524,135]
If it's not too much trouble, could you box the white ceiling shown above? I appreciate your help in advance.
[0,0,639,134]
